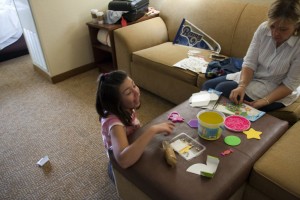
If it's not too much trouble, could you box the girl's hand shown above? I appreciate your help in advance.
[151,122,175,135]
[111,122,175,168]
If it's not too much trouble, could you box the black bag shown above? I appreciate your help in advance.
[205,57,243,79]
[108,0,149,22]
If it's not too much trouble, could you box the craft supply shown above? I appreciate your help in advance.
[170,133,206,160]
[214,101,265,122]
[202,88,222,110]
[168,111,184,123]
[224,115,251,132]
[187,119,198,128]
[221,148,234,156]
[162,141,177,167]
[224,135,241,146]
[189,91,210,107]
[197,110,225,140]
[212,95,221,110]
[243,128,262,139]
[186,155,220,178]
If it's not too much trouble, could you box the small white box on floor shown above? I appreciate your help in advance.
[36,156,49,167]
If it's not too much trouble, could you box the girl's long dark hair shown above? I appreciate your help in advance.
[95,70,132,126]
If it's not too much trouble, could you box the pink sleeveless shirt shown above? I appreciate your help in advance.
[101,111,140,150]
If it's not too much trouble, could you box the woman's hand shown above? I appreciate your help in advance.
[229,86,246,105]
[244,98,269,109]
[230,67,254,104]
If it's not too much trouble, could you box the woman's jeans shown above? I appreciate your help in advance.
[201,76,284,112]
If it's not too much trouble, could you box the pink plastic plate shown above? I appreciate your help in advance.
[224,115,251,132]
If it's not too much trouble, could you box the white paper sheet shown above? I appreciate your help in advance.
[173,57,208,73]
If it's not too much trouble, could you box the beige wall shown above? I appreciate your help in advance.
[149,0,165,10]
[29,0,110,77]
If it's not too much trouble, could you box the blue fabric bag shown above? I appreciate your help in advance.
[205,57,243,79]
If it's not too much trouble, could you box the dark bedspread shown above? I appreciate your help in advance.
[0,34,28,62]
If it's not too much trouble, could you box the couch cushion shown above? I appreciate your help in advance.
[249,121,300,200]
[131,42,215,104]
[159,0,248,56]
[230,3,269,58]
[132,42,200,86]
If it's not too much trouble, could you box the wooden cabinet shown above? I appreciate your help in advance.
[86,14,158,72]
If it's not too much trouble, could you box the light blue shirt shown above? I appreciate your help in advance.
[227,21,300,106]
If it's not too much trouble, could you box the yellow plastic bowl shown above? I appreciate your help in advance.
[197,110,225,140]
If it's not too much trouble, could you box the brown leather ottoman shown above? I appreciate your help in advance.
[111,98,289,200]
[245,121,300,200]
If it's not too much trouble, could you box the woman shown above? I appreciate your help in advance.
[202,0,300,112]
[95,70,174,181]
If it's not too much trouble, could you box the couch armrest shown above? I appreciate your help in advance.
[114,17,168,75]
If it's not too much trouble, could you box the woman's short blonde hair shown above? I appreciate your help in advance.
[268,0,300,35]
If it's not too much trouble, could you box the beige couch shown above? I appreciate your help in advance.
[114,0,300,125]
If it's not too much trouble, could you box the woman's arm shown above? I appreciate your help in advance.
[229,23,267,104]
[238,67,254,88]
[110,122,175,169]
[267,84,293,102]
[245,84,292,108]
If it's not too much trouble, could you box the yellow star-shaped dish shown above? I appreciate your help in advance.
[243,128,262,139]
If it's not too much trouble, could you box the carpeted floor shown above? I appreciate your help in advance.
[0,55,174,199]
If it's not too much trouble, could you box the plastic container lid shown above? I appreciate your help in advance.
[224,115,251,132]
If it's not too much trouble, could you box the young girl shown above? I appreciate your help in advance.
[95,70,175,172]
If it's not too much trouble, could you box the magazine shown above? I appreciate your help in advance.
[173,18,221,53]
[215,102,265,122]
